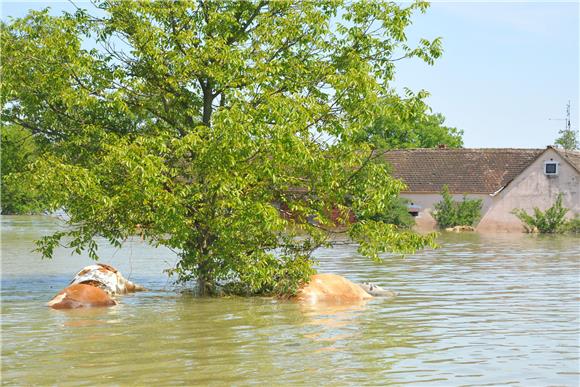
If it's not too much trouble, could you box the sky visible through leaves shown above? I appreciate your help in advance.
[2,0,578,149]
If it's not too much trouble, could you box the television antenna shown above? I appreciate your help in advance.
[548,100,571,132]
[549,100,578,149]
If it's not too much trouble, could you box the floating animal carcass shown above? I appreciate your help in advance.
[295,274,373,304]
[47,264,144,309]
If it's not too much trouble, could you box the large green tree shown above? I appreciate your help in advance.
[1,0,440,295]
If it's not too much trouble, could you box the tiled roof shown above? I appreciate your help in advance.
[554,148,580,173]
[377,148,545,194]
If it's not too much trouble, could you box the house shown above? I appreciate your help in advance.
[379,146,580,232]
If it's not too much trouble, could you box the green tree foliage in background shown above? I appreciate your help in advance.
[355,97,463,225]
[555,129,578,151]
[2,0,441,295]
[512,194,569,233]
[0,125,48,214]
[360,99,464,149]
[553,102,578,151]
[433,185,482,229]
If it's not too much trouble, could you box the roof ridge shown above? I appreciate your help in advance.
[556,148,580,155]
[550,147,580,173]
[379,147,547,194]
[383,148,544,151]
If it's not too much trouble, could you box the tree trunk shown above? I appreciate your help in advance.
[201,79,214,127]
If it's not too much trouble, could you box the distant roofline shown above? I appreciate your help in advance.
[400,191,495,195]
[381,147,545,152]
[378,147,548,195]
[380,146,579,195]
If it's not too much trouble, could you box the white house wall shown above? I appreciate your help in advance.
[477,148,580,232]
[400,193,492,232]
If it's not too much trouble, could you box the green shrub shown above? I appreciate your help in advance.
[562,215,580,234]
[358,197,416,229]
[511,194,568,233]
[433,185,482,228]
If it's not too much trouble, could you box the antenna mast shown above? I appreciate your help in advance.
[549,100,578,150]
[565,100,571,132]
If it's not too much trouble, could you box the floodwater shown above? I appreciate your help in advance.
[1,215,579,386]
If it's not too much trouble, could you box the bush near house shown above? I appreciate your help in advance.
[512,194,569,233]
[357,197,416,229]
[433,185,483,229]
[562,216,580,234]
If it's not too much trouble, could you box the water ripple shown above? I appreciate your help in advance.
[1,216,579,386]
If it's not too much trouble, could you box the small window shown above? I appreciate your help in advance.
[407,202,421,217]
[544,161,559,176]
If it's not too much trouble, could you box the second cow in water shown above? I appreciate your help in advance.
[295,274,396,304]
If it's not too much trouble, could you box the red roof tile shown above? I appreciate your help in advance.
[377,148,545,194]
[553,148,580,173]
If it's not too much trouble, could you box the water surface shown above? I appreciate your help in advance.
[2,215,579,386]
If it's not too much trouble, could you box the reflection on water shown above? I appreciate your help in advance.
[2,215,579,386]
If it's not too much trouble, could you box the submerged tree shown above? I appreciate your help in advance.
[2,0,441,295]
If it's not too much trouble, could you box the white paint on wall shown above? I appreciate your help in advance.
[477,148,580,232]
[401,193,491,232]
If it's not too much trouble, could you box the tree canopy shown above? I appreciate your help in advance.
[1,0,441,295]
[555,129,578,151]
[361,103,464,149]
[1,125,49,214]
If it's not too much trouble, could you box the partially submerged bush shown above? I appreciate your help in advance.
[562,215,580,234]
[433,185,482,229]
[512,194,568,233]
[357,197,416,229]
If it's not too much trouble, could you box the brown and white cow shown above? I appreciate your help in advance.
[47,264,144,309]
[70,263,145,294]
[47,284,118,309]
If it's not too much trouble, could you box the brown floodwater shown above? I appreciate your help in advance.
[1,215,579,386]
